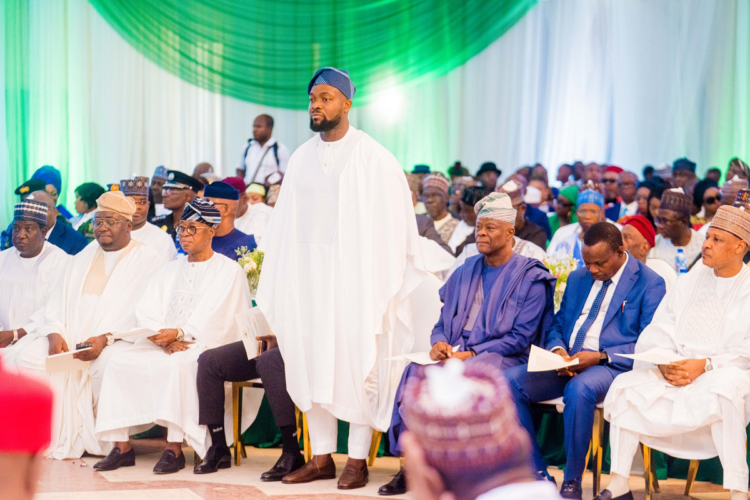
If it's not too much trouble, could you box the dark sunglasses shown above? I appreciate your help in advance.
[602,178,617,183]
[704,194,722,204]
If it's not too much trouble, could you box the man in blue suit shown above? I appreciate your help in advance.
[32,191,88,256]
[504,222,666,500]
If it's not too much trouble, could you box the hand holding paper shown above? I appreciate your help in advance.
[388,345,460,366]
[236,307,273,360]
[528,345,580,372]
[46,347,92,372]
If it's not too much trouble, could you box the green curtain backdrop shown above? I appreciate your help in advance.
[87,0,536,109]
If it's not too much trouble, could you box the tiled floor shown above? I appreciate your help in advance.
[35,439,730,499]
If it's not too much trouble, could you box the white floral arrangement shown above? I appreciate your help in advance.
[236,246,264,295]
[542,254,578,312]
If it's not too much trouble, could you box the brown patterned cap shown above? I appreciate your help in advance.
[120,177,149,197]
[710,205,750,245]
[660,188,692,218]
[423,173,450,195]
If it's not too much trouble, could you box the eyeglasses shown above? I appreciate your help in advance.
[176,225,212,236]
[132,199,149,206]
[93,218,127,228]
[557,200,573,208]
[704,195,722,205]
[602,179,617,183]
[162,188,188,195]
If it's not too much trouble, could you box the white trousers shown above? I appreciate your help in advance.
[610,397,749,492]
[306,403,373,459]
[99,421,184,444]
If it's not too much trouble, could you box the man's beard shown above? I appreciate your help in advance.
[310,112,342,132]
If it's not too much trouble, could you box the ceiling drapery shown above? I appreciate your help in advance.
[87,0,536,108]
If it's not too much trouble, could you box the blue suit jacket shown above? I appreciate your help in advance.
[48,220,88,255]
[605,203,621,222]
[526,205,552,241]
[544,254,666,372]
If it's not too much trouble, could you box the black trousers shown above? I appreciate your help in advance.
[197,342,296,429]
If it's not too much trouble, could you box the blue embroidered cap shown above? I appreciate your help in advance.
[308,67,356,100]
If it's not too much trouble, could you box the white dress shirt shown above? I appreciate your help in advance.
[239,136,291,185]
[567,253,629,351]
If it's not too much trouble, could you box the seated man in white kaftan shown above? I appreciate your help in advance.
[119,177,177,264]
[94,199,252,474]
[0,198,69,365]
[13,192,162,459]
[598,205,750,500]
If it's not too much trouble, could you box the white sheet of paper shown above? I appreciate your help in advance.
[110,328,160,341]
[236,307,272,360]
[46,348,92,373]
[387,345,460,365]
[615,348,686,365]
[527,345,580,372]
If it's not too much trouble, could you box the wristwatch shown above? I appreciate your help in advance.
[175,328,185,342]
[704,357,713,372]
[105,333,115,346]
[599,350,609,365]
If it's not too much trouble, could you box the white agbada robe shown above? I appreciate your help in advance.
[419,236,456,282]
[95,252,252,457]
[604,264,750,490]
[257,125,426,433]
[13,240,162,459]
[648,229,703,270]
[234,202,272,243]
[447,237,546,280]
[0,242,70,365]
[446,219,474,253]
[130,222,178,264]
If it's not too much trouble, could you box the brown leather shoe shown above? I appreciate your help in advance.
[337,458,368,489]
[281,454,336,484]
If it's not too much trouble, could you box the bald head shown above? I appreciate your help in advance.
[29,191,57,229]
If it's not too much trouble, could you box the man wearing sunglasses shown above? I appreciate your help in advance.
[95,198,253,474]
[151,170,204,247]
[119,177,177,264]
[13,191,162,459]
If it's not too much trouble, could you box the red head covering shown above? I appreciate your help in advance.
[222,176,247,194]
[0,359,53,453]
[605,165,624,174]
[622,214,656,248]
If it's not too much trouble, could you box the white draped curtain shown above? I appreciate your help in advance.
[1,0,748,222]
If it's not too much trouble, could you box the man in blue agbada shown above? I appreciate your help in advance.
[378,192,556,496]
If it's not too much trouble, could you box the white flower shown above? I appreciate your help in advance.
[243,263,252,273]
[245,260,257,272]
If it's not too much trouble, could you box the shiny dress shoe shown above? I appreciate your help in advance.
[536,470,557,485]
[338,458,368,490]
[93,447,136,471]
[378,468,406,495]
[193,446,231,474]
[153,449,186,474]
[281,455,336,484]
[560,479,583,500]
[593,490,634,500]
[260,452,305,481]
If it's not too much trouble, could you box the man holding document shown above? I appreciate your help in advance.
[94,199,252,474]
[13,191,162,459]
[379,192,556,496]
[505,222,665,500]
[599,205,750,500]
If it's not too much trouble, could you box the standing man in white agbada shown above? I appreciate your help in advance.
[119,177,177,264]
[0,198,70,365]
[599,205,750,500]
[257,67,426,490]
[13,191,162,459]
[94,199,252,474]
[236,114,291,186]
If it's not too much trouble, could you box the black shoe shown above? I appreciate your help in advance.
[593,490,634,500]
[93,447,136,471]
[193,446,231,474]
[560,479,583,500]
[536,470,557,485]
[378,468,406,496]
[260,452,305,482]
[153,449,186,474]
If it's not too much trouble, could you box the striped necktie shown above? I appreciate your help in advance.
[570,279,613,354]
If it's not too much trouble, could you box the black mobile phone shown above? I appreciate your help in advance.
[75,342,92,350]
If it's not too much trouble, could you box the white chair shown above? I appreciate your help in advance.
[535,397,605,497]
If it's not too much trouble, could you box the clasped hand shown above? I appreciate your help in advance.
[658,359,705,386]
[429,341,473,362]
[148,329,194,355]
